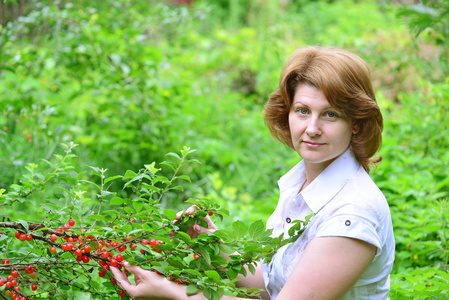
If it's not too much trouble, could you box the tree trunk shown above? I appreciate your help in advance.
[18,0,26,17]
[0,0,5,27]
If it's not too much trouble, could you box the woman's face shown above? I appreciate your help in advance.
[289,83,354,173]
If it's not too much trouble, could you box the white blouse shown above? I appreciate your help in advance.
[262,149,395,299]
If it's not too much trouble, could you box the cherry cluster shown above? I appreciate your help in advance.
[0,215,204,299]
[1,219,138,299]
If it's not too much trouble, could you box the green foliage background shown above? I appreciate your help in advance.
[1,0,448,298]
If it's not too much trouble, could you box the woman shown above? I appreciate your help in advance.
[112,46,395,299]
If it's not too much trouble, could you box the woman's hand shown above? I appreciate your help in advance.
[173,205,217,239]
[111,261,173,300]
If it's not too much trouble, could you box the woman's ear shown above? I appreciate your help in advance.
[353,123,360,135]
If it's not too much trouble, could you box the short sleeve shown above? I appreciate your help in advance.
[314,214,383,260]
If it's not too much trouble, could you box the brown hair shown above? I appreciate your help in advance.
[264,46,383,173]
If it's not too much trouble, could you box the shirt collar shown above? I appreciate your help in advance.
[278,148,360,213]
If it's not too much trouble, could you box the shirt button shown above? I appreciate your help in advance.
[286,217,291,223]
[345,220,351,226]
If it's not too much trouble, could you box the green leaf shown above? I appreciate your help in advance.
[122,225,132,233]
[186,283,198,295]
[227,268,237,279]
[175,231,191,244]
[248,263,256,275]
[110,197,127,205]
[182,269,202,277]
[17,219,29,231]
[84,166,102,177]
[166,152,182,161]
[123,174,144,189]
[133,201,144,212]
[232,220,247,240]
[219,243,237,254]
[104,175,123,184]
[204,270,221,282]
[249,220,265,240]
[175,175,191,182]
[199,246,211,265]
[76,171,87,180]
[163,209,177,221]
[123,170,137,180]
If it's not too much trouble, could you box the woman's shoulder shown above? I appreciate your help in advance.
[324,167,391,221]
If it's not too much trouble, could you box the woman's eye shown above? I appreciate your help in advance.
[298,108,308,114]
[326,112,336,118]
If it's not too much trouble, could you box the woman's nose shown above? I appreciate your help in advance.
[305,116,322,137]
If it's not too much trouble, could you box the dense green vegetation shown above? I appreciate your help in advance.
[1,0,448,298]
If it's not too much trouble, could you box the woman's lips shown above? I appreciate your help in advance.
[303,141,325,148]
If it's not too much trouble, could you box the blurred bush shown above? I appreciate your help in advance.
[1,1,448,297]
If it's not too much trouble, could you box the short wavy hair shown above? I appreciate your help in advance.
[264,46,383,173]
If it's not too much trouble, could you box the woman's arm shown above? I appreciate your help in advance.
[276,236,376,300]
[111,262,267,300]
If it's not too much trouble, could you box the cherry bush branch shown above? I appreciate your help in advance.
[0,143,312,300]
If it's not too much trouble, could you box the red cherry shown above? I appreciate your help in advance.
[149,239,156,248]
[98,270,106,277]
[68,219,75,226]
[10,291,17,298]
[26,266,34,274]
[118,290,126,297]
[19,234,27,241]
[31,284,38,291]
[0,279,4,286]
[110,278,117,285]
[26,234,33,241]
[141,240,148,245]
[56,227,63,233]
[7,275,13,281]
[208,211,214,216]
[109,259,118,267]
[112,241,118,247]
[84,245,91,253]
[15,232,21,239]
[193,254,200,260]
[75,249,83,256]
[115,254,123,262]
[118,246,126,252]
[11,270,19,277]
[29,273,36,279]
[5,281,11,288]
[130,244,136,250]
[82,256,90,263]
[50,234,58,242]
[10,279,17,286]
